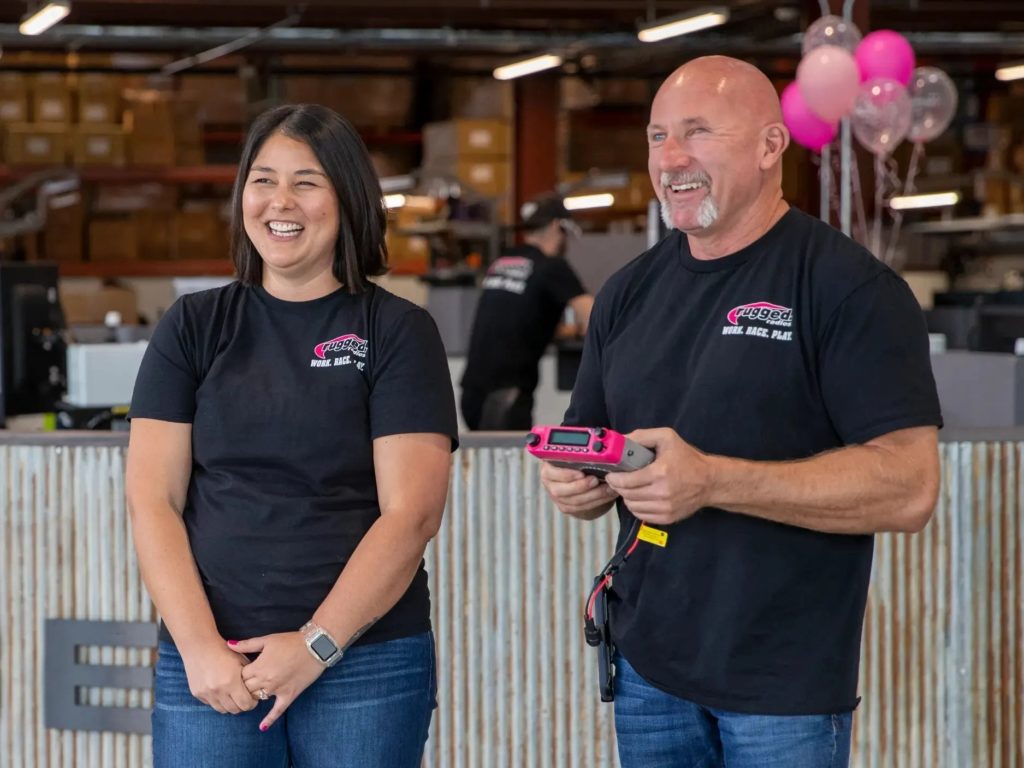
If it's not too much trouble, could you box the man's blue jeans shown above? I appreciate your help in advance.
[152,632,436,768]
[614,654,852,768]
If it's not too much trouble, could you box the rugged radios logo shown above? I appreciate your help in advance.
[722,302,793,341]
[311,333,368,369]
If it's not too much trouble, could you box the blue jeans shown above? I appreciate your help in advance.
[614,654,852,768]
[152,632,436,768]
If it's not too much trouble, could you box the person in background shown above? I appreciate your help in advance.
[541,56,941,768]
[126,103,457,768]
[461,193,594,430]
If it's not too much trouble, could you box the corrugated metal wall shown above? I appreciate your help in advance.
[0,444,154,768]
[0,437,1021,767]
[855,440,1023,768]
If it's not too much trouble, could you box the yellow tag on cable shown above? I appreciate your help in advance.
[637,523,668,548]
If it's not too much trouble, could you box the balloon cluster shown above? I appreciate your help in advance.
[782,16,958,156]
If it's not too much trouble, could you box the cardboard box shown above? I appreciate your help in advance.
[61,285,139,325]
[0,73,29,122]
[129,135,176,166]
[93,182,177,213]
[281,75,413,128]
[423,119,512,165]
[89,216,137,262]
[3,123,68,164]
[134,210,173,260]
[124,89,175,164]
[385,231,430,275]
[72,125,126,166]
[43,196,85,262]
[31,73,71,123]
[449,77,514,120]
[175,204,228,260]
[452,158,511,197]
[75,73,122,124]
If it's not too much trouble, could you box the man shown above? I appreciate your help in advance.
[541,56,941,767]
[460,194,594,430]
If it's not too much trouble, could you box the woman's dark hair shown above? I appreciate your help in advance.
[230,104,388,292]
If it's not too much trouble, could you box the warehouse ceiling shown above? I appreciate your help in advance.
[0,0,1022,72]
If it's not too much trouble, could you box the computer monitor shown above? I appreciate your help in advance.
[0,262,66,426]
[975,305,1024,354]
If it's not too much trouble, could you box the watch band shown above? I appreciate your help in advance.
[300,620,343,667]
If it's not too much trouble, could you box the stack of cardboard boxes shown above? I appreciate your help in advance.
[421,118,513,223]
[0,72,126,166]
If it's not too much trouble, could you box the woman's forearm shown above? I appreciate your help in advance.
[311,511,436,647]
[129,503,222,655]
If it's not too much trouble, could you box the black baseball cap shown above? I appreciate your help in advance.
[518,193,581,236]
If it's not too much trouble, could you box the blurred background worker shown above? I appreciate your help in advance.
[460,194,594,430]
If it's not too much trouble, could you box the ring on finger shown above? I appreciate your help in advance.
[256,688,270,701]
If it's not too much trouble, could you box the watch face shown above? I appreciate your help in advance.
[311,633,338,662]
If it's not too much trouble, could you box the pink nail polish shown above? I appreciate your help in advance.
[227,640,238,646]
[259,724,268,732]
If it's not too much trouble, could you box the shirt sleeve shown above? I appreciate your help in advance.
[541,258,587,307]
[818,271,943,444]
[562,293,610,428]
[128,298,199,423]
[369,307,459,450]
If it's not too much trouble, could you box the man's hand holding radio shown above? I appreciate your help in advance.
[604,428,714,525]
[541,463,620,520]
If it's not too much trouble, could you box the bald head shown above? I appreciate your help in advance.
[654,56,782,127]
[646,55,789,249]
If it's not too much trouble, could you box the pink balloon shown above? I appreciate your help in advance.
[855,30,915,85]
[781,82,837,153]
[797,45,860,122]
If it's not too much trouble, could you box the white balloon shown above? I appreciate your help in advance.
[802,14,863,55]
[908,67,958,143]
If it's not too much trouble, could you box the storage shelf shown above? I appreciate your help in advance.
[0,165,239,184]
[906,213,1024,235]
[60,260,236,278]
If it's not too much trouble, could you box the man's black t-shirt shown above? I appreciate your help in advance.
[129,282,458,647]
[565,207,942,715]
[461,245,585,395]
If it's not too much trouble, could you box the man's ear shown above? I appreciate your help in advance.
[760,123,790,171]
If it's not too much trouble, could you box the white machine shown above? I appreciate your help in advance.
[64,342,148,408]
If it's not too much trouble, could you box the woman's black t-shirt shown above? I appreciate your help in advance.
[129,281,459,646]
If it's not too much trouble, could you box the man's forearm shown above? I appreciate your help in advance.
[706,440,938,535]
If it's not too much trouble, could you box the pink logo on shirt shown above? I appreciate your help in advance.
[314,333,368,359]
[726,302,793,327]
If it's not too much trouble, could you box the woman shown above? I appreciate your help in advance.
[126,104,457,768]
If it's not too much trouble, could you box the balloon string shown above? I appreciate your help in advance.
[850,151,869,246]
[873,154,885,260]
[883,142,924,266]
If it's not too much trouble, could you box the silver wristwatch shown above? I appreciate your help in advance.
[300,621,343,667]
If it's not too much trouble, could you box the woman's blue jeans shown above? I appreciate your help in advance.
[152,632,436,768]
[614,654,852,768]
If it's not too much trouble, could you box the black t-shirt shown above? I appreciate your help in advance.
[461,245,585,394]
[565,207,942,715]
[129,281,458,647]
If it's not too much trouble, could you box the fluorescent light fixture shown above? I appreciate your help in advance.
[379,174,416,194]
[996,62,1024,82]
[19,0,70,36]
[493,54,562,81]
[889,191,960,211]
[638,7,729,43]
[564,193,615,211]
[384,194,406,209]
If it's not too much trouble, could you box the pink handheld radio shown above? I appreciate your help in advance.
[525,425,655,478]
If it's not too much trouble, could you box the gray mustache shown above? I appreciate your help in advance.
[660,172,710,188]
